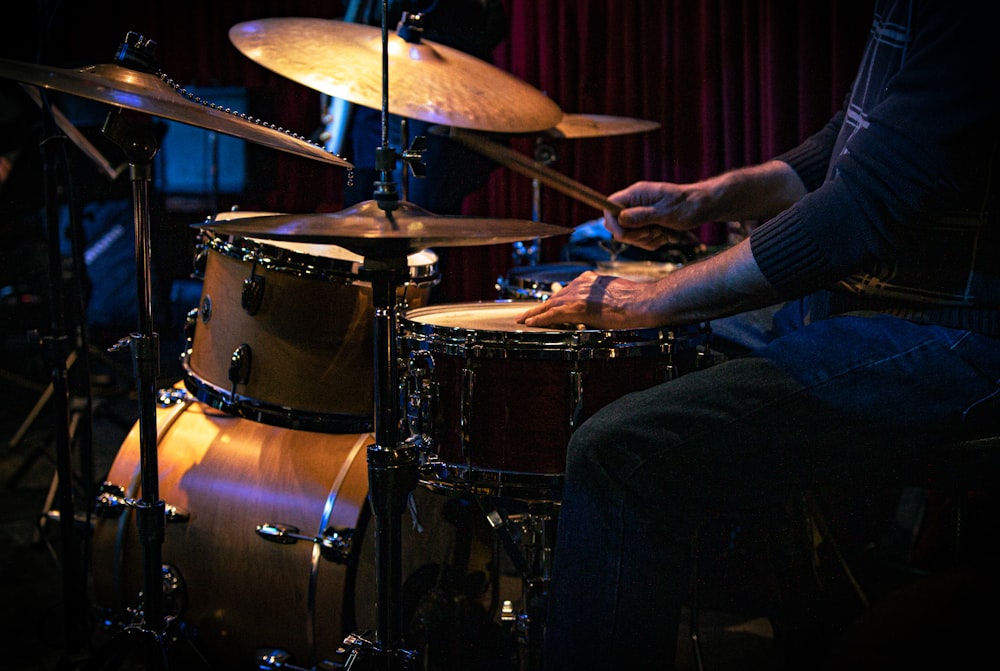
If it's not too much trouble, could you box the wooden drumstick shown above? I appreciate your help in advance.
[447,127,623,216]
[448,127,700,247]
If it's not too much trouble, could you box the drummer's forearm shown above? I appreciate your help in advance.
[695,160,807,223]
[646,238,780,324]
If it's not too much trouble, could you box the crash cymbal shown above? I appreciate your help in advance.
[197,199,569,257]
[0,58,351,167]
[547,113,660,139]
[229,18,563,134]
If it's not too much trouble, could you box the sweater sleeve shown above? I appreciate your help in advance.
[749,0,999,298]
[771,110,844,193]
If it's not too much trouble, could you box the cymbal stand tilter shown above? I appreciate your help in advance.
[84,35,171,671]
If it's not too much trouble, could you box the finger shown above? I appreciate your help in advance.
[516,300,551,323]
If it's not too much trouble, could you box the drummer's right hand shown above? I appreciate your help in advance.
[605,181,703,251]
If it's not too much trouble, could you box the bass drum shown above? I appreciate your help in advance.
[92,390,510,670]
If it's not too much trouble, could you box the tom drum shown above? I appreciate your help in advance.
[183,214,438,433]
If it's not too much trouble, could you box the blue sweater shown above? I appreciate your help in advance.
[750,0,1000,335]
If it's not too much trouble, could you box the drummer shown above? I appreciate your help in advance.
[519,0,1000,667]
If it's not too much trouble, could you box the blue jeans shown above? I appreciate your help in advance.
[542,310,1000,670]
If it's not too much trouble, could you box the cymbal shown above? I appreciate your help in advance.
[229,18,563,134]
[547,113,660,139]
[197,199,569,257]
[0,58,351,167]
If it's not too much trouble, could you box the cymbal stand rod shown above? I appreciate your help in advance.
[85,99,169,671]
[37,94,88,656]
[349,258,417,671]
[342,3,416,667]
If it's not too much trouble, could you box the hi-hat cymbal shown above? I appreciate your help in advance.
[547,113,661,139]
[0,58,351,167]
[229,18,563,134]
[197,199,569,257]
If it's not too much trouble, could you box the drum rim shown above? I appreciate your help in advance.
[180,362,374,434]
[401,301,697,359]
[420,462,563,502]
[201,230,441,285]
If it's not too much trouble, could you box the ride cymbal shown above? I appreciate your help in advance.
[197,200,569,257]
[229,18,563,133]
[0,58,351,167]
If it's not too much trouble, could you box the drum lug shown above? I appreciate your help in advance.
[229,343,252,389]
[183,307,199,348]
[461,366,475,456]
[255,522,356,565]
[241,272,265,315]
[199,294,212,323]
[405,350,437,449]
[569,369,583,431]
[94,482,190,523]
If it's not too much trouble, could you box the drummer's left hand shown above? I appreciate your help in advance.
[517,271,659,330]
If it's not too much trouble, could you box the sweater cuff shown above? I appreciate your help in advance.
[749,207,829,293]
[772,142,830,192]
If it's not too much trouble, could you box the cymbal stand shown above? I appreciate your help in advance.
[84,34,170,671]
[337,5,427,671]
[34,89,90,661]
[511,138,555,267]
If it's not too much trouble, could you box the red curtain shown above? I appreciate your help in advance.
[4,0,873,303]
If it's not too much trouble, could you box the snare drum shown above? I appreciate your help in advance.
[184,214,439,433]
[401,302,707,500]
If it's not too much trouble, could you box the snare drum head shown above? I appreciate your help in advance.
[406,301,571,334]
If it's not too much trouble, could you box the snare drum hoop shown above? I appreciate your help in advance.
[401,301,688,360]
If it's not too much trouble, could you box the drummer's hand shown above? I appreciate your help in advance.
[516,271,655,330]
[605,181,704,251]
